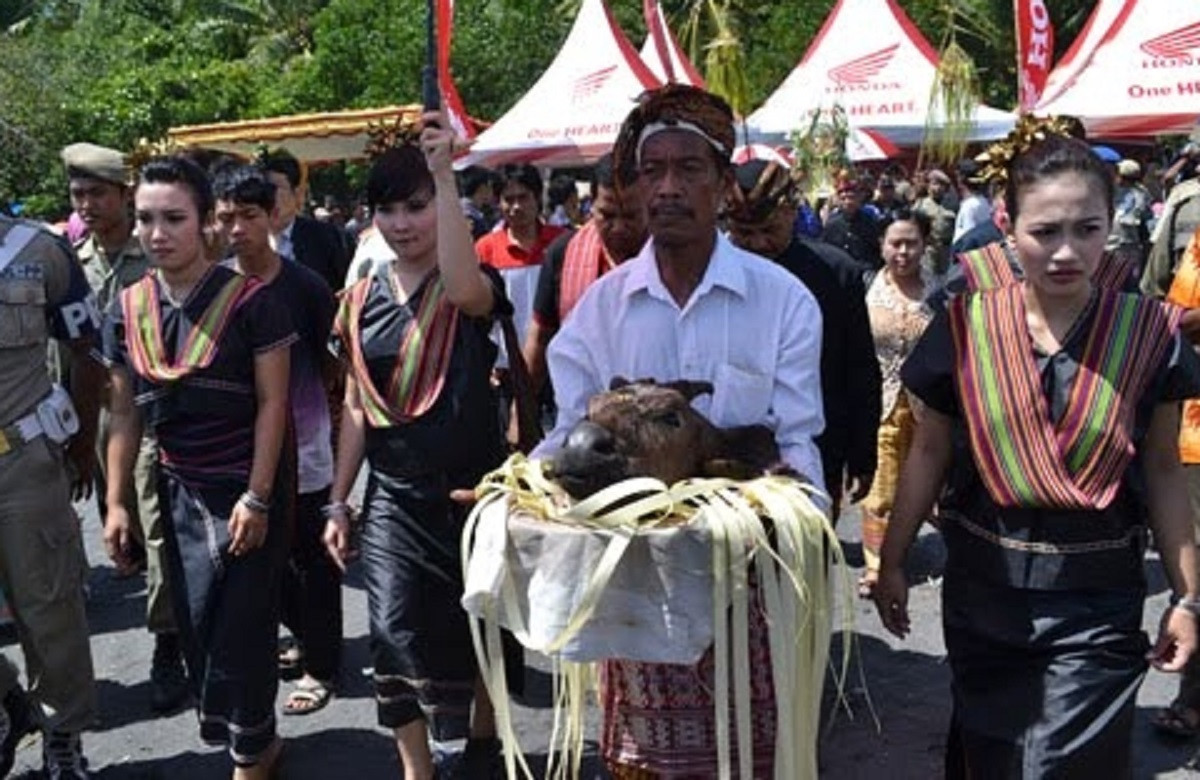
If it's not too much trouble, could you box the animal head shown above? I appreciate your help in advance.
[550,378,781,500]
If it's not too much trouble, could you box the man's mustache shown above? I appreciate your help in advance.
[649,204,694,219]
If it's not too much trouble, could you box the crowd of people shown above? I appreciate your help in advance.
[4,83,1200,780]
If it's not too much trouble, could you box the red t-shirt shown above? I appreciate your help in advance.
[474,222,567,270]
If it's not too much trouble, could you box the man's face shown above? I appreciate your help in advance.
[266,171,300,228]
[499,181,538,233]
[69,177,128,235]
[591,185,647,261]
[927,178,947,201]
[637,130,729,247]
[727,201,794,260]
[214,199,275,258]
[837,188,863,214]
[472,182,496,209]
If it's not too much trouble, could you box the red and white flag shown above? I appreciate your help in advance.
[436,0,477,139]
[1016,0,1055,112]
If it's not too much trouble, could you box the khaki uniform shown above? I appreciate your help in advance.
[76,235,174,633]
[0,217,98,733]
[914,196,956,276]
[1142,178,1200,297]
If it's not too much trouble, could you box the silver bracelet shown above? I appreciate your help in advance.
[321,501,352,521]
[1171,594,1200,618]
[239,490,270,514]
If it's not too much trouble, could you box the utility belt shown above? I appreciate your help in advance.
[0,385,80,457]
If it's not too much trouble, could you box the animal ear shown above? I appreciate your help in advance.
[608,376,632,390]
[662,380,714,401]
[716,425,780,470]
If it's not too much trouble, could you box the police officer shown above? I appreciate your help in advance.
[61,142,188,715]
[0,213,102,778]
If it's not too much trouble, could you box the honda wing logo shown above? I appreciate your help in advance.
[1140,21,1200,59]
[828,44,900,86]
[571,65,618,105]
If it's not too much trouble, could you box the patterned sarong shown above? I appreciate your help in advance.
[335,273,458,427]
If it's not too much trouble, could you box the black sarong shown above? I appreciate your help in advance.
[159,472,290,766]
[942,573,1147,779]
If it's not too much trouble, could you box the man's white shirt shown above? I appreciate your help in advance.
[534,232,826,493]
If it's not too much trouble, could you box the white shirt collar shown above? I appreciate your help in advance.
[622,231,748,304]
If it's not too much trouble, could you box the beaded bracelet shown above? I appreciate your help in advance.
[239,490,270,514]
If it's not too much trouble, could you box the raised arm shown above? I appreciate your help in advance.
[421,110,494,317]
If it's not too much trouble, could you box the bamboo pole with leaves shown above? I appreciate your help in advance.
[679,1,749,118]
[921,0,990,168]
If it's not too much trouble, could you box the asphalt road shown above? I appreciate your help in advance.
[6,499,1200,779]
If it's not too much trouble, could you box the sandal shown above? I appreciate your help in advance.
[282,678,332,716]
[1154,700,1200,739]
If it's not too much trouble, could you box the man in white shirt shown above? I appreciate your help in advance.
[532,83,825,777]
[952,159,992,244]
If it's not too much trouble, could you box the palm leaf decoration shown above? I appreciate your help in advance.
[679,1,749,117]
[922,0,988,167]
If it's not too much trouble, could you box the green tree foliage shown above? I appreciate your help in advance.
[2,0,1097,216]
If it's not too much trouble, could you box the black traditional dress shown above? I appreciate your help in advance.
[331,266,511,740]
[102,263,296,766]
[902,278,1200,778]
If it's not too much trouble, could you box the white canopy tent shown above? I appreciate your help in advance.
[1035,0,1200,138]
[639,1,705,87]
[454,0,660,169]
[745,0,1013,147]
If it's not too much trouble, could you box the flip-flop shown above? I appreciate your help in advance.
[1154,700,1200,739]
[282,679,332,716]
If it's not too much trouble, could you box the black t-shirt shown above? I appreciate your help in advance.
[102,264,297,486]
[331,266,512,485]
[902,295,1200,590]
[530,229,575,331]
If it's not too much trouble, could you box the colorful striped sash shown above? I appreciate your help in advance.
[558,221,612,323]
[1094,249,1137,292]
[950,286,1179,509]
[120,271,259,383]
[958,242,1019,292]
[957,242,1134,293]
[1166,227,1200,463]
[336,272,459,427]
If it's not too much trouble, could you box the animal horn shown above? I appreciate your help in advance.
[663,380,714,401]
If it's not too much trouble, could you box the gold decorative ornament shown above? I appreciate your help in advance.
[973,114,1086,185]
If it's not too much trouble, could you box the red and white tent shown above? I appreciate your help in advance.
[455,0,660,168]
[745,0,1013,147]
[639,1,705,87]
[1035,0,1200,138]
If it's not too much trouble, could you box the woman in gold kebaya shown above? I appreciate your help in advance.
[874,119,1200,778]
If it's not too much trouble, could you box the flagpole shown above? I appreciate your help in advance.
[423,0,441,113]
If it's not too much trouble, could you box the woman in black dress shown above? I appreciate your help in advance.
[322,115,510,779]
[873,118,1200,778]
[103,155,294,779]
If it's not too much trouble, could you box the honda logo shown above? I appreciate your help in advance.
[571,66,618,105]
[827,44,900,86]
[1140,21,1200,60]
